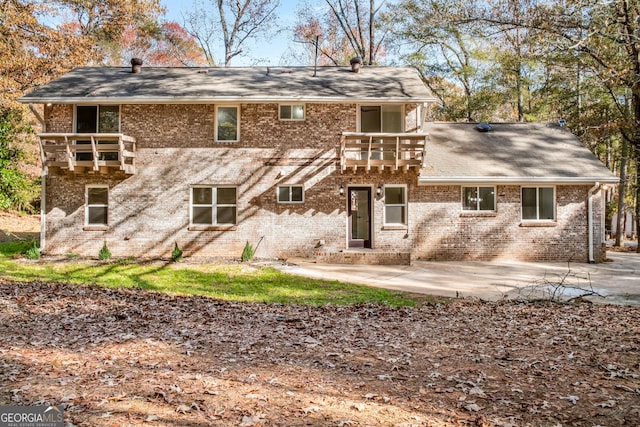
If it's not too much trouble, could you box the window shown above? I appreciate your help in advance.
[462,186,495,211]
[86,186,108,226]
[279,104,305,120]
[191,187,237,225]
[75,105,120,161]
[384,186,407,225]
[277,185,304,203]
[216,106,239,142]
[522,187,555,220]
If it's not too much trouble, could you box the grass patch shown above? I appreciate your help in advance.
[0,242,417,306]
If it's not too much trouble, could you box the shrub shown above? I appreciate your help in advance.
[241,241,254,262]
[98,241,111,260]
[25,241,40,260]
[171,242,183,262]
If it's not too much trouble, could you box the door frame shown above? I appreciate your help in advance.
[347,185,373,249]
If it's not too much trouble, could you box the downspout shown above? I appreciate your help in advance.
[588,182,601,263]
[29,103,46,252]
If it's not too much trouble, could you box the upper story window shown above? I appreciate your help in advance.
[279,104,305,120]
[76,105,120,134]
[462,186,496,211]
[359,105,403,133]
[522,187,555,220]
[277,185,304,203]
[86,185,108,227]
[384,185,407,225]
[216,106,239,142]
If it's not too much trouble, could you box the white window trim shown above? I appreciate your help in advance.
[277,185,304,204]
[461,186,496,212]
[190,186,238,225]
[521,186,556,221]
[215,105,240,142]
[383,184,408,226]
[85,185,109,227]
[278,104,305,121]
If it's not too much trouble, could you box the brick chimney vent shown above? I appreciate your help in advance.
[131,58,143,73]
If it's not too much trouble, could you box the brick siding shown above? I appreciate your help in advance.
[41,103,604,262]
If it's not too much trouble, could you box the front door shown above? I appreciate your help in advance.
[348,187,372,248]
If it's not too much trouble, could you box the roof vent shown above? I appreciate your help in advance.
[350,57,362,73]
[131,58,143,74]
[476,122,492,132]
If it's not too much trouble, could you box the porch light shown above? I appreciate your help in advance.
[339,184,344,196]
[376,185,382,196]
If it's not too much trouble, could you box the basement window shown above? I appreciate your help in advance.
[522,187,555,220]
[277,185,304,203]
[279,104,305,120]
[462,186,496,211]
[191,186,237,225]
[86,186,108,227]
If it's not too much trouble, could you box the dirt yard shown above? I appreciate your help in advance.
[1,280,639,426]
[0,211,39,242]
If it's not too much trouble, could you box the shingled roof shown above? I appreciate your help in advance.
[19,66,435,104]
[420,122,618,184]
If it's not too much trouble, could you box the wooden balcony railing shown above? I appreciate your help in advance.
[38,133,137,175]
[340,132,427,173]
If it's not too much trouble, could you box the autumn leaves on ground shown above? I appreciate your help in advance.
[1,216,639,426]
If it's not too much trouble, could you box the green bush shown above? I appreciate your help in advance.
[98,241,112,260]
[241,241,254,262]
[25,241,40,260]
[171,242,183,262]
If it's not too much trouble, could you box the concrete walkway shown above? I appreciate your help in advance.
[277,252,640,305]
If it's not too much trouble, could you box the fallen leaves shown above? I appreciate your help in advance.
[0,280,639,426]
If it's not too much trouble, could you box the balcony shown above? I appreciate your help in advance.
[340,132,427,173]
[38,133,137,175]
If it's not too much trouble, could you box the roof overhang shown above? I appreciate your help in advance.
[418,176,619,185]
[19,96,437,105]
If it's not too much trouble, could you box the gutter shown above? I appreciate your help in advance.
[418,176,619,185]
[28,103,47,253]
[588,182,602,263]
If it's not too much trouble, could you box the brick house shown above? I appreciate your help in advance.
[20,62,617,263]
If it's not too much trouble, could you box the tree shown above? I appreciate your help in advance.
[184,0,280,67]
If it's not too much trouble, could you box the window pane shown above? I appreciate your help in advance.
[76,106,97,133]
[292,105,304,119]
[385,206,405,224]
[479,187,495,211]
[462,187,478,210]
[279,105,291,119]
[522,188,537,219]
[192,206,212,224]
[539,187,554,219]
[217,207,236,224]
[217,107,238,140]
[291,186,303,202]
[192,188,212,204]
[88,206,107,225]
[98,106,119,133]
[88,187,108,205]
[278,187,290,202]
[381,105,403,133]
[385,187,405,204]
[217,187,236,205]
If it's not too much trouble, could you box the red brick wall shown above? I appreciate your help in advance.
[41,103,603,262]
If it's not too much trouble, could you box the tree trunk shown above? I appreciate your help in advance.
[615,139,629,246]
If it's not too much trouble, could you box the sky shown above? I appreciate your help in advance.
[160,0,301,66]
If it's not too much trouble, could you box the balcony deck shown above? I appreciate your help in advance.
[340,132,427,173]
[38,133,137,175]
